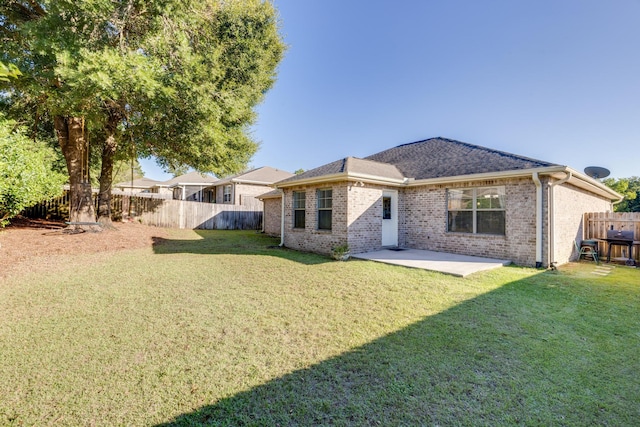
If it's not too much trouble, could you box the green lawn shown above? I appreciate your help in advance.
[1,230,639,426]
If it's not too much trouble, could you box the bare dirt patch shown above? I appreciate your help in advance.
[0,217,169,280]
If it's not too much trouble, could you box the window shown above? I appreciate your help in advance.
[223,185,232,203]
[293,191,306,228]
[317,188,332,230]
[382,196,392,220]
[447,186,505,235]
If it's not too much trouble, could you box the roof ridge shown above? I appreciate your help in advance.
[392,137,553,166]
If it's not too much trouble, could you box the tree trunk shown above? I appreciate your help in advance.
[97,115,119,227]
[54,116,99,231]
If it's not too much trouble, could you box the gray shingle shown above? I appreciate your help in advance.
[277,157,404,185]
[277,137,559,186]
[365,137,558,180]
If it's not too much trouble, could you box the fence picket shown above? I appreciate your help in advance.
[584,212,640,262]
[21,191,263,231]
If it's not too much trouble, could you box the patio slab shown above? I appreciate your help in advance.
[352,248,512,277]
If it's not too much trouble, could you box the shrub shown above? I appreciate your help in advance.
[0,115,66,226]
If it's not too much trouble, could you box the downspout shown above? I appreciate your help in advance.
[279,189,285,247]
[548,171,572,268]
[532,172,543,268]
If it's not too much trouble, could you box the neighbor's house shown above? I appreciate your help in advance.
[155,171,218,202]
[207,166,294,207]
[113,177,162,195]
[263,137,621,268]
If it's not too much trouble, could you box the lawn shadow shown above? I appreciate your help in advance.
[155,270,639,426]
[151,230,331,266]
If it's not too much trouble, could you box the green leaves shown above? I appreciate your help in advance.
[0,115,66,225]
[0,62,22,82]
[603,177,640,212]
[2,0,285,189]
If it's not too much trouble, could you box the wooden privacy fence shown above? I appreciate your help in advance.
[120,197,262,230]
[22,192,263,230]
[584,212,640,262]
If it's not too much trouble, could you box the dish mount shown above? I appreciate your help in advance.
[584,166,610,179]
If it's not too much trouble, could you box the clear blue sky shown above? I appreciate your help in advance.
[141,0,640,181]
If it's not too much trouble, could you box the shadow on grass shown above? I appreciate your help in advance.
[156,269,639,426]
[151,230,331,266]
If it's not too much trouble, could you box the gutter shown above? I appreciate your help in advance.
[532,172,543,268]
[276,172,406,188]
[548,171,572,268]
[279,189,285,247]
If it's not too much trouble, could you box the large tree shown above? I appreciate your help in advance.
[1,0,284,227]
[603,177,640,212]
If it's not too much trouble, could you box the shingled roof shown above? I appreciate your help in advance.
[365,137,558,180]
[277,157,405,185]
[215,166,294,186]
[276,137,559,186]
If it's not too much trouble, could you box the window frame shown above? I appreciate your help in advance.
[223,185,232,203]
[292,191,306,229]
[317,188,333,231]
[447,186,506,235]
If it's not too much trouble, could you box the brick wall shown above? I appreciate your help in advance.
[346,184,385,253]
[263,197,282,237]
[278,175,613,267]
[234,183,270,206]
[401,178,541,266]
[214,183,270,206]
[282,183,349,255]
[553,182,612,265]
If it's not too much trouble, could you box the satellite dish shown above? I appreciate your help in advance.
[584,166,610,179]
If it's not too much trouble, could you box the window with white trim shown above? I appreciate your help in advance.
[317,188,332,230]
[293,191,306,229]
[447,186,505,235]
[223,185,232,203]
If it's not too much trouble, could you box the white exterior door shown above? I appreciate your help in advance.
[381,190,398,247]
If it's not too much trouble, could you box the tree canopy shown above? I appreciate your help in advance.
[603,177,640,212]
[1,0,284,223]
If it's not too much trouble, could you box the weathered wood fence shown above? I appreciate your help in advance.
[120,197,262,230]
[584,212,640,262]
[22,192,263,230]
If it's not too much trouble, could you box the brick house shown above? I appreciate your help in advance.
[207,166,294,208]
[263,137,621,267]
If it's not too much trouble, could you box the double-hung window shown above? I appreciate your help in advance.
[223,185,232,203]
[293,191,306,229]
[317,188,332,230]
[447,186,505,235]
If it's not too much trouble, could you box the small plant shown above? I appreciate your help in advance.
[331,243,350,261]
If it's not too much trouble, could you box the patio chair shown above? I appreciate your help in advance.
[574,240,599,264]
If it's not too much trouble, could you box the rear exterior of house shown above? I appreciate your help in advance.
[209,166,294,208]
[268,138,619,267]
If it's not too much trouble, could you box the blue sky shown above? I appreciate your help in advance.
[141,0,640,181]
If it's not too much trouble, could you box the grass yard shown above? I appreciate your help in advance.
[1,229,639,426]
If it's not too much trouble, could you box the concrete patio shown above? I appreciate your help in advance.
[352,248,512,277]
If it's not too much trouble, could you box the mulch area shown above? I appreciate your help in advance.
[0,216,169,280]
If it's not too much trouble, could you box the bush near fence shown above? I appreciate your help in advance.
[21,191,263,231]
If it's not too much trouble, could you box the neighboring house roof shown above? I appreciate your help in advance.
[114,177,162,189]
[213,166,294,186]
[158,172,218,188]
[365,137,558,180]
